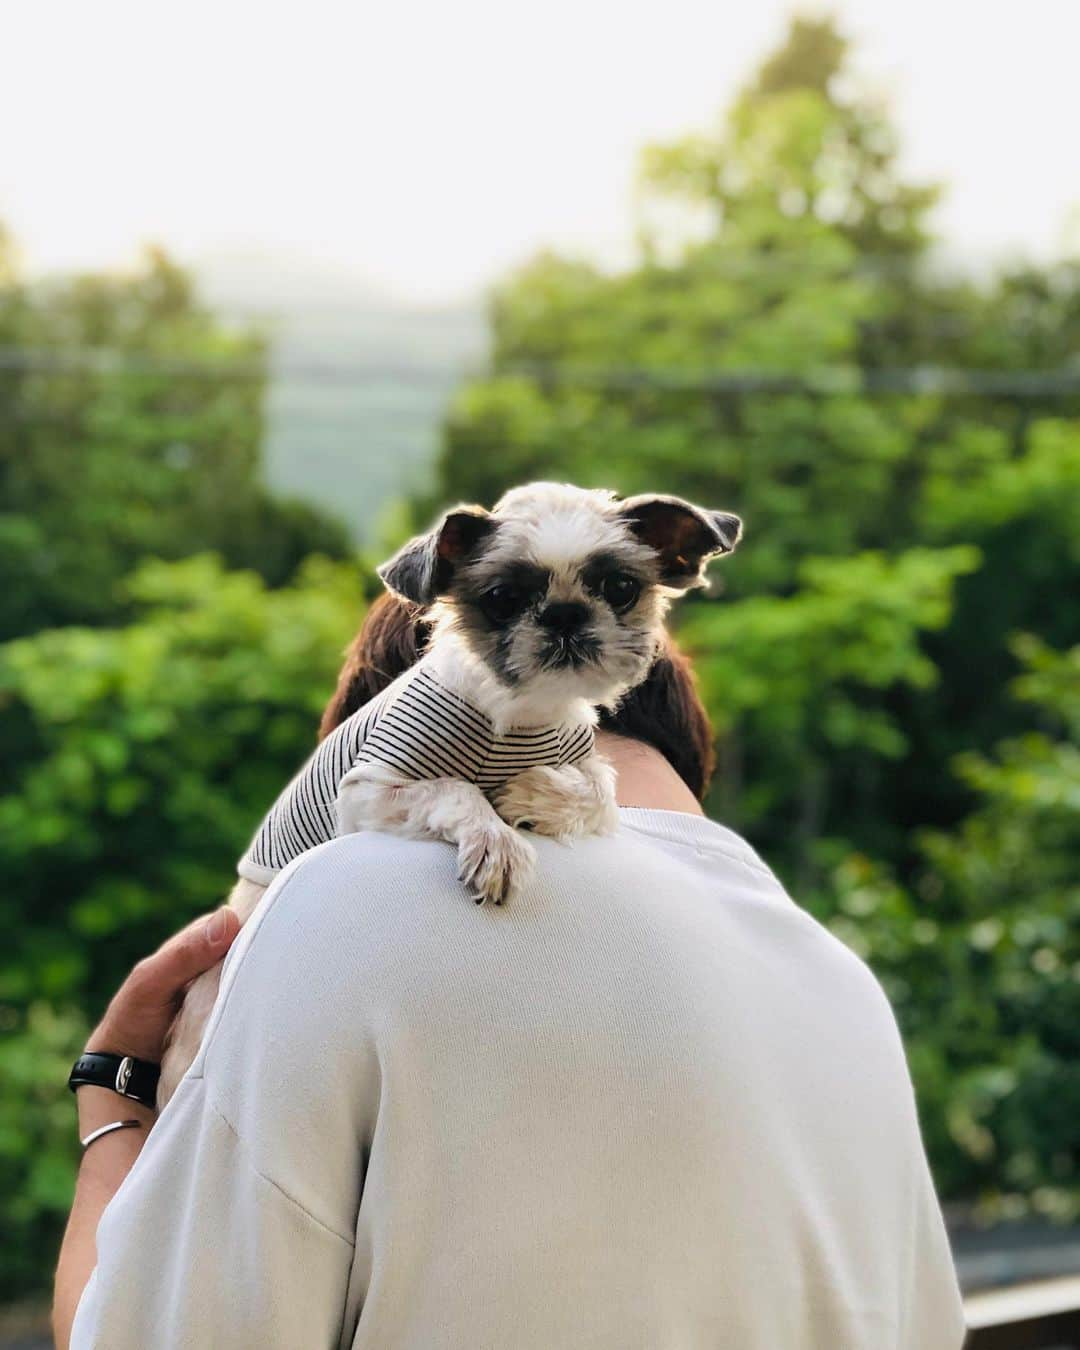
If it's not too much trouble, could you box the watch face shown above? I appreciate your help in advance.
[115,1056,134,1093]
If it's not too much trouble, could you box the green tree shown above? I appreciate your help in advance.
[0,233,358,1301]
[817,638,1080,1216]
[0,554,362,1299]
[4,9,1079,1306]
[431,13,1079,883]
[421,12,1080,1220]
[638,13,938,260]
[0,241,350,642]
[679,545,980,892]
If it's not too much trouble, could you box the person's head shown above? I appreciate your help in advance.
[375,482,740,720]
[320,590,717,801]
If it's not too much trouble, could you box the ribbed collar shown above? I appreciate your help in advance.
[617,806,772,875]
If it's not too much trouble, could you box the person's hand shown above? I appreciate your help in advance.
[56,908,242,1348]
[85,906,241,1063]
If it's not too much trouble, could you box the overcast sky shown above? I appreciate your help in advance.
[4,0,1078,302]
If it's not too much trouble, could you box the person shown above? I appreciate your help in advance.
[54,598,967,1349]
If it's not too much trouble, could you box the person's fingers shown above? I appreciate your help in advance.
[155,907,242,993]
[86,908,243,1062]
[127,908,241,1008]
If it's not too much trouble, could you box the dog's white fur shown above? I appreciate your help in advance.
[157,482,739,1109]
[426,483,670,731]
[157,875,265,1106]
[492,755,619,837]
[337,760,539,903]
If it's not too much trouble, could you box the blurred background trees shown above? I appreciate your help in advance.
[0,241,349,642]
[0,243,357,1295]
[1,12,1077,1304]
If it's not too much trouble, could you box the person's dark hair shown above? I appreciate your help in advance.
[319,592,716,799]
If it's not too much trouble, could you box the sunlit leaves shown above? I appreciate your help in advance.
[0,555,362,1295]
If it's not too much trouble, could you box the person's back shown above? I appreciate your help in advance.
[72,806,965,1349]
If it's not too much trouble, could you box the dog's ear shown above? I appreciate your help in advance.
[618,494,742,590]
[377,506,495,605]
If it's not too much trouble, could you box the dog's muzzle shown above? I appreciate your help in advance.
[540,633,602,670]
[536,602,601,670]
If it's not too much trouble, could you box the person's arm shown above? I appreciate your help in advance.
[57,858,370,1350]
[53,907,241,1350]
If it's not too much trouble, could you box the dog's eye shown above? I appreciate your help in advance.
[480,584,526,625]
[602,573,641,612]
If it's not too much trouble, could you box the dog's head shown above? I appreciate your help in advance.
[377,482,742,709]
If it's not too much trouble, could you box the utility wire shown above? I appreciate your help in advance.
[1,345,1079,398]
[513,362,1080,398]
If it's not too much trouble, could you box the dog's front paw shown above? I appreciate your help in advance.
[575,755,619,835]
[493,766,578,838]
[457,822,536,906]
[493,757,618,839]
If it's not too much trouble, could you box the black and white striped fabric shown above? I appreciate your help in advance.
[238,662,596,885]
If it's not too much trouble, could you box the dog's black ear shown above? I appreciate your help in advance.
[377,506,496,605]
[618,494,742,590]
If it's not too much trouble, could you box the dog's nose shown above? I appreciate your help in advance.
[539,602,589,634]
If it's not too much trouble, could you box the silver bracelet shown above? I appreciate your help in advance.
[80,1118,143,1151]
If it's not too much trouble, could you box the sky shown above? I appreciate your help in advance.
[3,0,1079,303]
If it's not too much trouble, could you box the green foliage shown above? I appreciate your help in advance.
[433,14,1079,885]
[0,239,357,1294]
[680,547,980,856]
[812,639,1079,1218]
[0,555,361,1298]
[427,10,1080,1227]
[0,243,350,642]
[638,15,938,260]
[3,8,1079,1306]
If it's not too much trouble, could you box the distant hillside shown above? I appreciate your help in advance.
[197,249,488,546]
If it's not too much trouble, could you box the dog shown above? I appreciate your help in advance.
[157,482,741,1106]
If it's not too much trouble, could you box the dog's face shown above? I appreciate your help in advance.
[378,482,742,707]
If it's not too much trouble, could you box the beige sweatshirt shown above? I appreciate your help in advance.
[72,808,966,1349]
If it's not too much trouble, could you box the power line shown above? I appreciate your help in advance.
[0,347,455,384]
[1,345,1079,398]
[516,362,1080,398]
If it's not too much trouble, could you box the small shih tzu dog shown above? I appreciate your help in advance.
[157,482,741,1105]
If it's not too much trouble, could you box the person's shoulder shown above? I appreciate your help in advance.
[249,830,477,970]
[762,868,910,1060]
[201,833,455,1070]
[619,809,905,1038]
[272,830,456,919]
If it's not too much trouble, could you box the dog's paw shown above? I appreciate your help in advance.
[457,822,536,906]
[493,765,579,838]
[576,755,619,836]
[493,758,618,840]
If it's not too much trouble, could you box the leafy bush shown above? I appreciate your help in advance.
[0,555,361,1300]
[811,639,1079,1217]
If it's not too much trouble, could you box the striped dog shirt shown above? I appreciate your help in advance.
[238,660,596,886]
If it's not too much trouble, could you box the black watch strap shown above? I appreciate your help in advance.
[68,1052,161,1110]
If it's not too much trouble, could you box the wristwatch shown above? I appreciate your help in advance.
[68,1052,161,1110]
